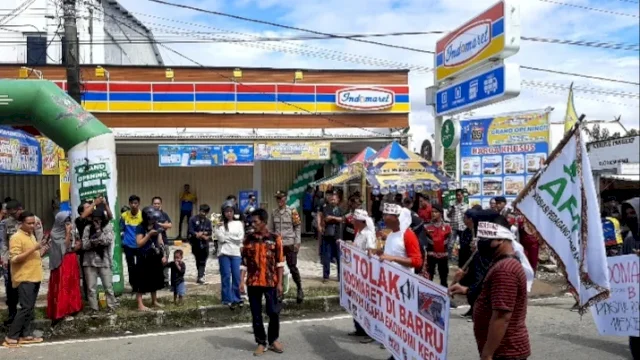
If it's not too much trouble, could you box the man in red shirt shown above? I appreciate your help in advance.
[424,204,451,287]
[417,194,432,223]
[449,217,531,360]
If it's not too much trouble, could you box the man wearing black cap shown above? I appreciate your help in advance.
[188,204,213,284]
[270,191,304,303]
[493,196,509,217]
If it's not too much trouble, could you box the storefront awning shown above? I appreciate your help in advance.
[601,174,640,182]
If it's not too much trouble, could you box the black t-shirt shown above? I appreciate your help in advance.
[371,194,383,216]
[322,204,343,238]
[158,211,172,243]
[342,211,356,241]
[169,261,186,286]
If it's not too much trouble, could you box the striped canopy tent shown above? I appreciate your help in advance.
[366,141,457,194]
[315,147,376,190]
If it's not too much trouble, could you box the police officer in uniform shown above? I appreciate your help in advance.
[270,190,304,304]
[0,201,44,326]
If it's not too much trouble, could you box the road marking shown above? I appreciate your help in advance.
[0,314,353,350]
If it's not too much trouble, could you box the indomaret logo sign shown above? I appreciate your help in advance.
[336,87,395,111]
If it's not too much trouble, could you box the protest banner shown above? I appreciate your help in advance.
[514,121,610,313]
[340,242,450,360]
[591,255,640,336]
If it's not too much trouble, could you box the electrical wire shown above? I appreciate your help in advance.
[0,0,37,26]
[87,3,397,136]
[537,0,639,18]
[82,5,640,99]
[522,84,640,108]
[146,0,639,86]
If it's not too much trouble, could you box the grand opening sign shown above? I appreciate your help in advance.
[340,242,450,360]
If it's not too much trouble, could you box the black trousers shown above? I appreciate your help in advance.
[7,282,40,339]
[353,319,366,335]
[303,210,313,233]
[630,336,639,360]
[178,210,192,238]
[191,240,210,279]
[3,263,18,324]
[427,256,449,287]
[283,245,302,289]
[123,246,138,291]
[248,286,280,346]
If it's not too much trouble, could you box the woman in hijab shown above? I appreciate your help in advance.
[46,211,83,322]
[82,209,118,313]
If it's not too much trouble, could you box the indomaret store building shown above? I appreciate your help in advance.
[0,65,410,234]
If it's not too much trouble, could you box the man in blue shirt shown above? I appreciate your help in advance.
[303,186,314,234]
[120,195,142,292]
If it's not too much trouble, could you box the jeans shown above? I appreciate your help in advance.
[178,210,192,238]
[123,246,138,291]
[248,286,281,346]
[7,282,40,339]
[218,255,242,304]
[84,266,117,310]
[321,236,340,280]
[427,256,449,287]
[283,245,302,289]
[3,263,18,324]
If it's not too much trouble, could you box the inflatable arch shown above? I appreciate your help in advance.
[0,79,124,294]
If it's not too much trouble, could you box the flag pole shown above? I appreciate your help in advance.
[513,114,586,207]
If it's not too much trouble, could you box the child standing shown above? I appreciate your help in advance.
[168,250,186,305]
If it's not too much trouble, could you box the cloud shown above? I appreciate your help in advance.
[117,0,640,150]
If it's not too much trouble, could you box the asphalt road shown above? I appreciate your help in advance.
[1,297,633,360]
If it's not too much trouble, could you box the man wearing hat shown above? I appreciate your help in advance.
[493,196,509,217]
[450,217,531,360]
[270,190,304,303]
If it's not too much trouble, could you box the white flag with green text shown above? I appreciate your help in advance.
[515,125,610,312]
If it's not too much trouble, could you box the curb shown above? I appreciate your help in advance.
[1,296,343,339]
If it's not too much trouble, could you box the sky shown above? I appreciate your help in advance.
[115,0,640,149]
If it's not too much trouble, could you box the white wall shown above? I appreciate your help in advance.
[0,0,161,65]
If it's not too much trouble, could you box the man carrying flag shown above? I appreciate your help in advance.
[514,116,610,313]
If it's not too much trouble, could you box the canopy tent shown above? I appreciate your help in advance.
[315,147,376,189]
[366,142,456,195]
[314,142,457,198]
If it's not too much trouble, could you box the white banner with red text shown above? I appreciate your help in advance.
[591,254,640,336]
[339,242,450,360]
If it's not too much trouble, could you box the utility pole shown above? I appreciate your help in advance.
[63,0,81,104]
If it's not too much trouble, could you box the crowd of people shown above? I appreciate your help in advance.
[0,184,637,358]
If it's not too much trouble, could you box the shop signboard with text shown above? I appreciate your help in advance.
[434,0,521,84]
[254,141,331,160]
[586,135,639,172]
[158,144,254,167]
[458,111,550,208]
[340,242,450,360]
[0,126,42,175]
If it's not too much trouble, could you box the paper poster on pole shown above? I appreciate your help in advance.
[340,242,450,360]
[591,255,639,336]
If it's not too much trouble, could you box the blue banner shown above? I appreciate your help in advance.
[0,126,42,175]
[239,190,259,213]
[158,144,254,167]
[223,145,254,165]
[458,112,550,209]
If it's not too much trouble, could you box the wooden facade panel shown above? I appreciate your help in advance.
[0,65,408,84]
[96,113,408,128]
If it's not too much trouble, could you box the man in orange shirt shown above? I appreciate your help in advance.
[241,208,285,356]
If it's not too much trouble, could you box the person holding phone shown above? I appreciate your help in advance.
[46,211,83,322]
[134,207,167,311]
[82,209,117,314]
[3,212,49,348]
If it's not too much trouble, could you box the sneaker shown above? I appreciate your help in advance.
[360,336,374,344]
[450,303,458,309]
[197,278,205,285]
[461,309,472,318]
[269,341,284,354]
[253,344,267,356]
[296,288,304,304]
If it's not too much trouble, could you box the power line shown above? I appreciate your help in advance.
[87,3,395,137]
[0,0,37,26]
[522,84,640,108]
[537,0,640,18]
[520,36,639,51]
[87,7,640,98]
[611,0,639,4]
[522,80,639,99]
[147,0,639,86]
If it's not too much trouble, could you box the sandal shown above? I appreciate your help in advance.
[2,339,20,348]
[19,337,44,344]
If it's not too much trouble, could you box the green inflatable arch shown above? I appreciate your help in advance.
[0,79,124,294]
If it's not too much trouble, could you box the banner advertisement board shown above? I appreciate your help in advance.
[459,111,550,208]
[158,144,254,167]
[37,136,64,175]
[340,242,450,360]
[586,135,639,172]
[0,126,42,175]
[254,141,331,161]
[239,190,259,213]
[592,255,639,336]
